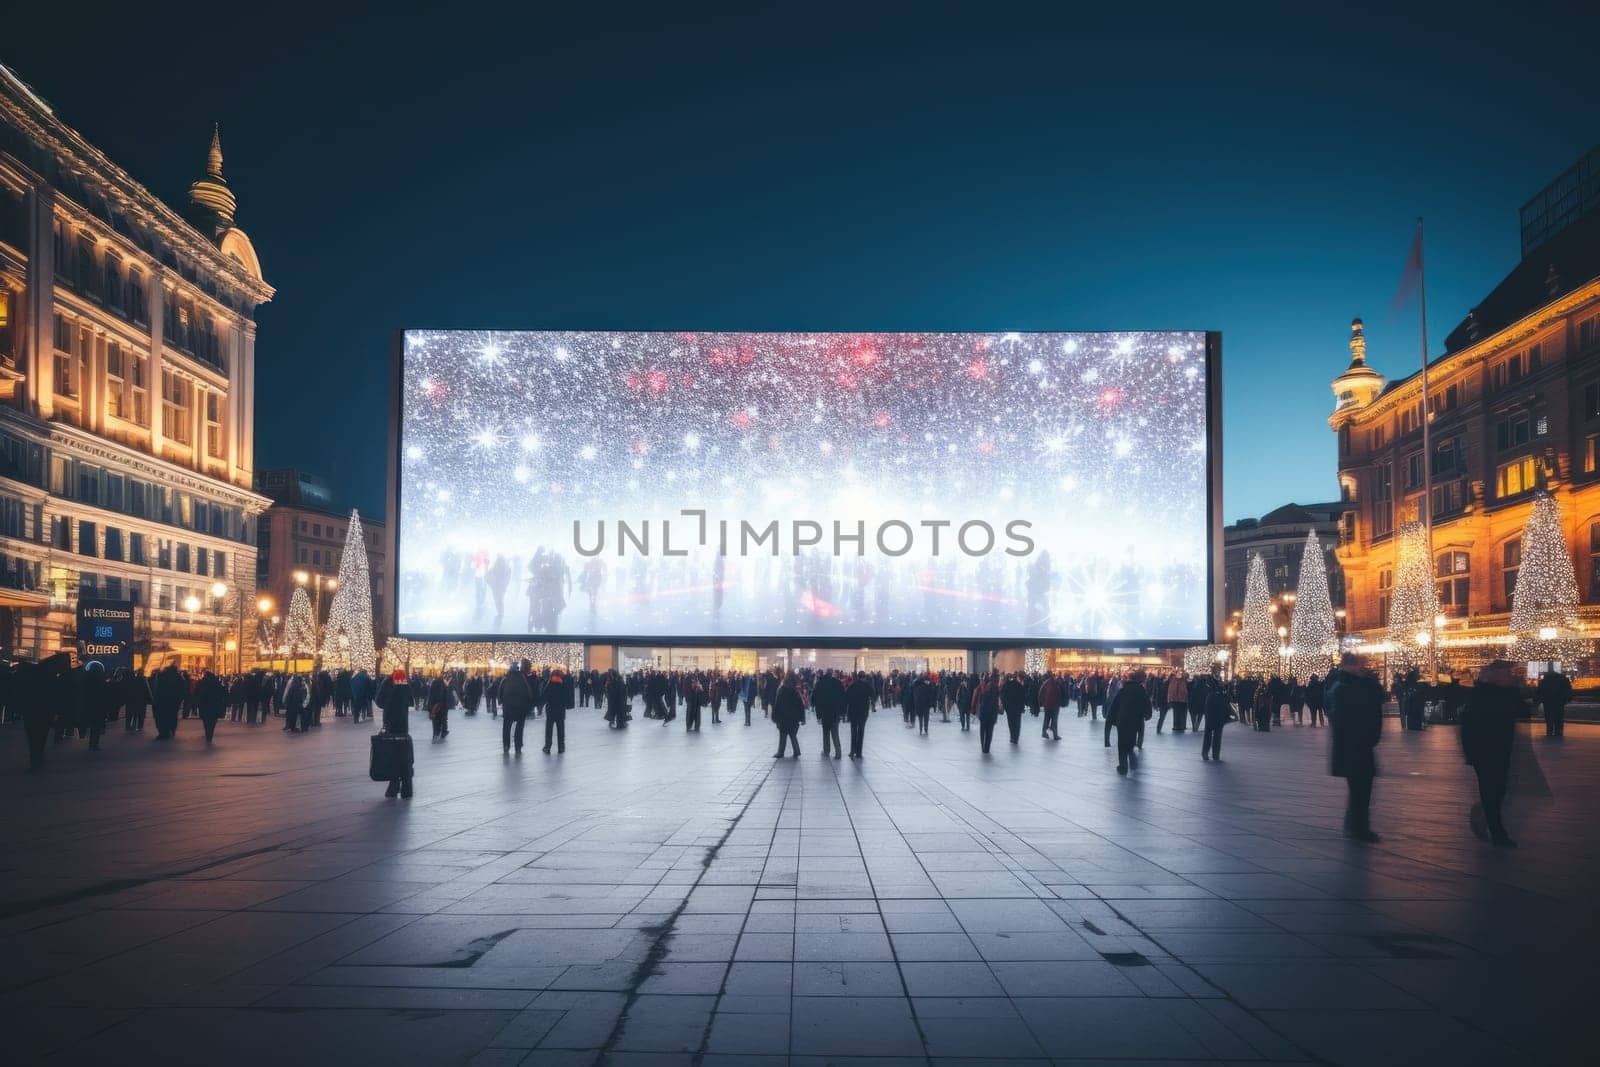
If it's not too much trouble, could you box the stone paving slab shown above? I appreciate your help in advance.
[1,703,1596,1064]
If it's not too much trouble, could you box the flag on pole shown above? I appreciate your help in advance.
[1390,222,1424,315]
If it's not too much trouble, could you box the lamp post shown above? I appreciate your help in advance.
[293,570,338,672]
[254,595,274,674]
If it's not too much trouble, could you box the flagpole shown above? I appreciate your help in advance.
[1416,217,1437,682]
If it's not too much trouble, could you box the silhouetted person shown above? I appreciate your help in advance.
[812,671,846,758]
[20,660,53,770]
[1000,673,1025,744]
[605,670,629,728]
[500,660,534,754]
[542,668,572,752]
[152,663,185,740]
[1462,660,1525,848]
[124,669,151,731]
[845,671,873,758]
[381,669,414,798]
[197,669,226,742]
[1536,668,1571,738]
[1328,654,1383,842]
[1200,676,1229,760]
[976,672,1000,754]
[1111,670,1151,774]
[1039,673,1062,740]
[79,662,111,751]
[773,672,804,758]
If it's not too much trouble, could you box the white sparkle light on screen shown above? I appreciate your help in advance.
[396,330,1211,641]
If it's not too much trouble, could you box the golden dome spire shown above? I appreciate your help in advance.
[187,123,236,240]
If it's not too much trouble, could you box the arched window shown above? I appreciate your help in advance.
[1436,551,1470,617]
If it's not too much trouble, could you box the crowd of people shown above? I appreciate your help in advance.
[3,651,1573,849]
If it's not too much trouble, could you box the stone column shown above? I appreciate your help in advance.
[24,185,53,419]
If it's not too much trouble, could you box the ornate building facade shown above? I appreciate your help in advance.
[0,64,272,666]
[1330,174,1600,670]
[1223,502,1348,617]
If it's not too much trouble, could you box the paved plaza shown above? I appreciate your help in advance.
[1,704,1596,1065]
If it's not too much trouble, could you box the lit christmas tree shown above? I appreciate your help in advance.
[1385,520,1439,673]
[285,586,316,667]
[1235,553,1278,678]
[1289,530,1337,682]
[320,510,377,672]
[1509,492,1589,663]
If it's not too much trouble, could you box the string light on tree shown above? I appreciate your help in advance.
[1235,553,1278,678]
[320,510,377,672]
[285,586,315,666]
[1509,492,1591,663]
[1289,530,1337,682]
[1385,520,1439,674]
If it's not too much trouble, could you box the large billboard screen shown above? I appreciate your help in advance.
[395,330,1217,644]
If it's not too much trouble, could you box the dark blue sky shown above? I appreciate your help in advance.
[6,3,1597,524]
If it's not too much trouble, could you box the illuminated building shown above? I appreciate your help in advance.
[0,64,272,665]
[1330,148,1600,670]
[1223,502,1348,615]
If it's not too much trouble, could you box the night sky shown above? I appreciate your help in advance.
[5,3,1597,524]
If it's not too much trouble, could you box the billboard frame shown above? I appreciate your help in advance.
[388,329,1222,650]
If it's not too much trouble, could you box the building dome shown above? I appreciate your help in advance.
[1331,317,1385,415]
[187,125,237,238]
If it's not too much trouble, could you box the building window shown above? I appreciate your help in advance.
[1492,352,1527,390]
[106,342,125,419]
[1370,424,1387,450]
[129,351,149,425]
[1529,344,1542,372]
[1431,437,1460,478]
[1405,452,1424,490]
[1586,382,1600,421]
[52,315,77,398]
[1586,434,1598,475]
[1431,479,1465,517]
[1378,567,1393,627]
[205,392,223,458]
[1591,524,1600,602]
[77,520,96,557]
[1496,456,1538,498]
[104,527,124,562]
[1436,551,1470,617]
[1503,538,1522,604]
[129,531,145,566]
[313,523,322,538]
[196,547,209,576]
[1495,414,1531,451]
[1338,424,1350,457]
[1372,465,1393,538]
[1580,318,1598,351]
[214,550,226,581]
[175,543,190,573]
[126,270,148,326]
[157,539,171,569]
[1399,403,1422,436]
[103,256,121,308]
[1427,384,1460,417]
[163,371,192,444]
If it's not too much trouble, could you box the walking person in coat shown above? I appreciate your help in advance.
[604,669,629,727]
[976,671,1001,754]
[197,669,227,743]
[1461,660,1525,847]
[1111,670,1152,774]
[284,674,309,732]
[1000,672,1026,745]
[500,660,534,754]
[1328,654,1383,842]
[1163,672,1189,733]
[1038,673,1062,740]
[542,668,572,753]
[380,670,414,798]
[773,672,804,758]
[812,670,846,759]
[152,663,186,740]
[1200,673,1229,760]
[845,671,873,758]
[427,675,451,739]
[1536,668,1571,738]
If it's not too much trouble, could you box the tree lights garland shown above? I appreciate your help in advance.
[284,586,316,664]
[1509,492,1590,663]
[1234,553,1278,678]
[378,638,584,674]
[1385,520,1439,674]
[1289,530,1337,682]
[320,510,377,672]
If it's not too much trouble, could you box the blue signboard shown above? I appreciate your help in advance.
[77,598,135,669]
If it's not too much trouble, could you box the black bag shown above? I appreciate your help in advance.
[369,733,414,781]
